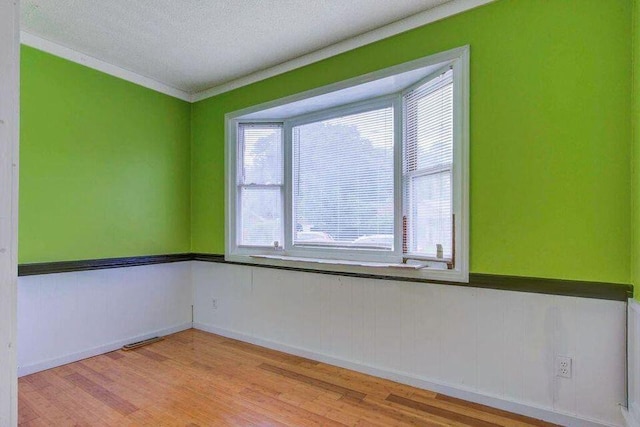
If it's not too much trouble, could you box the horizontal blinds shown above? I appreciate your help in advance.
[403,69,454,259]
[238,123,283,247]
[239,124,283,185]
[293,107,395,250]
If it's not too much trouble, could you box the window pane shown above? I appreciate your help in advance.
[404,71,453,173]
[403,69,454,259]
[409,171,452,258]
[293,107,394,250]
[415,84,453,170]
[240,187,282,247]
[239,123,282,185]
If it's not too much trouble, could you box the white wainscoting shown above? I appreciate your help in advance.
[17,261,193,376]
[192,261,627,427]
[624,300,640,427]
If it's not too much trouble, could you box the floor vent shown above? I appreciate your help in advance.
[122,336,164,351]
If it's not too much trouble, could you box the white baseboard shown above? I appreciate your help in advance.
[625,300,640,427]
[18,322,192,377]
[194,322,617,427]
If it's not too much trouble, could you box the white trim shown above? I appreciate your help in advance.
[453,45,470,281]
[19,32,193,102]
[393,92,404,259]
[284,119,293,253]
[193,322,617,427]
[17,322,193,377]
[0,0,19,424]
[223,254,465,282]
[192,0,494,102]
[251,255,427,269]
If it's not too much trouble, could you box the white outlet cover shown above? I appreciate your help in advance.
[556,356,572,379]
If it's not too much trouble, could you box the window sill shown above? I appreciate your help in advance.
[251,254,430,269]
[225,253,468,283]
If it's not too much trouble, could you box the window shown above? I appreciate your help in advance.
[292,105,395,251]
[226,46,469,282]
[237,123,283,247]
[403,69,454,260]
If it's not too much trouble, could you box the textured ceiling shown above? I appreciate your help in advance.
[21,0,452,94]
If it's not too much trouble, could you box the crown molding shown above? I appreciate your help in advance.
[20,0,495,104]
[20,31,192,102]
[191,0,495,102]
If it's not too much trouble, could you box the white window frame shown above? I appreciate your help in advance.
[235,122,285,251]
[225,46,469,282]
[401,67,456,261]
[285,95,400,263]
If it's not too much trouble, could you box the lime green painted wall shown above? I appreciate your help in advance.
[18,0,634,284]
[191,0,632,283]
[633,0,640,297]
[20,46,191,263]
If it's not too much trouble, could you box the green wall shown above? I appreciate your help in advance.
[20,46,191,263]
[19,1,635,285]
[191,0,632,283]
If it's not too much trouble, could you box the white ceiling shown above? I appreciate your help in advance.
[21,0,457,95]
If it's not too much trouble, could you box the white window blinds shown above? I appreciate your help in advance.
[403,69,454,260]
[237,123,283,247]
[292,107,395,250]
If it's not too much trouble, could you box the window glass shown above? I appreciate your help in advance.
[292,107,395,250]
[238,123,283,247]
[403,69,454,259]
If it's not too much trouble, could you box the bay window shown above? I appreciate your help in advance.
[226,46,469,282]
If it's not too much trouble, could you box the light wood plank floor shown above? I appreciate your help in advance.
[19,329,556,426]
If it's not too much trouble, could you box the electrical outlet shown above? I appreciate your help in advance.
[212,298,218,310]
[556,356,572,378]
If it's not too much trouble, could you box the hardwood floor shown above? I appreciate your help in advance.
[18,329,556,426]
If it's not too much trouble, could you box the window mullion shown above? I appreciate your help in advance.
[393,94,403,260]
[283,120,293,252]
